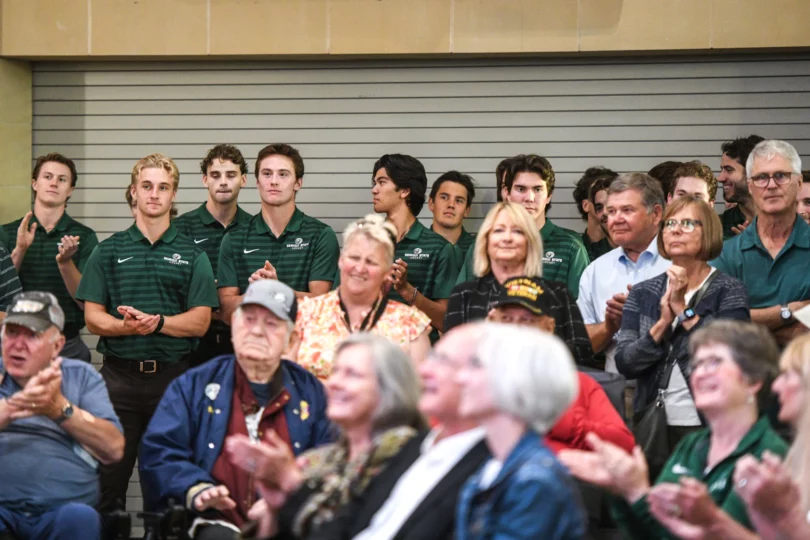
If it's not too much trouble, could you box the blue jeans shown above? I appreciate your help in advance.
[0,503,100,540]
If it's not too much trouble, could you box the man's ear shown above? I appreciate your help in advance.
[428,198,436,213]
[581,199,592,214]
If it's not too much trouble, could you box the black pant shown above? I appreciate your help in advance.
[188,327,233,368]
[97,357,189,513]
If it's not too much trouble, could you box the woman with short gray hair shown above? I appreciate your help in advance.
[225,333,425,539]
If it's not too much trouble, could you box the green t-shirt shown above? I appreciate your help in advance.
[217,208,339,294]
[2,212,99,338]
[721,205,747,240]
[173,203,251,277]
[581,231,613,262]
[612,416,788,538]
[456,219,589,298]
[75,223,218,363]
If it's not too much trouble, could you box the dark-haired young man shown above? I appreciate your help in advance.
[2,153,99,362]
[217,144,339,324]
[718,135,764,238]
[428,170,476,257]
[646,161,683,197]
[370,154,459,334]
[574,167,618,261]
[457,154,590,298]
[175,144,252,365]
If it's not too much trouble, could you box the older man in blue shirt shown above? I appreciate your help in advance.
[0,291,124,540]
[577,173,670,372]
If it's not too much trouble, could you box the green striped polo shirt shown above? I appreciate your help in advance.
[217,208,339,294]
[720,205,747,240]
[173,203,251,276]
[2,212,99,338]
[0,244,22,312]
[75,223,218,363]
[581,231,613,262]
[456,227,476,258]
[455,219,590,298]
[0,227,8,250]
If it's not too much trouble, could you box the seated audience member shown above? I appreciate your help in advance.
[647,160,683,197]
[798,171,810,226]
[0,243,22,322]
[0,292,124,540]
[718,135,764,239]
[488,276,634,454]
[428,170,477,258]
[139,280,333,540]
[575,170,617,262]
[577,173,671,372]
[667,160,718,204]
[615,197,750,450]
[454,323,587,539]
[712,140,810,346]
[560,320,788,539]
[294,214,431,378]
[225,333,426,539]
[444,202,594,366]
[457,154,589,298]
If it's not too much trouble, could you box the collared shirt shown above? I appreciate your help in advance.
[217,208,339,293]
[0,358,123,511]
[455,219,589,298]
[76,223,218,363]
[2,212,98,338]
[445,273,595,366]
[389,220,459,303]
[711,215,810,309]
[720,205,747,240]
[174,203,251,277]
[431,225,476,267]
[581,231,613,262]
[577,236,671,372]
[354,427,485,540]
[0,244,22,312]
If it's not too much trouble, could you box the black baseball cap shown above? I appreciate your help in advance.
[4,291,65,333]
[492,276,554,317]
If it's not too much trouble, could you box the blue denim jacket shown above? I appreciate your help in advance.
[456,430,586,540]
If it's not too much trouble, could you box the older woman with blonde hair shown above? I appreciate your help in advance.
[293,214,431,379]
[444,202,593,365]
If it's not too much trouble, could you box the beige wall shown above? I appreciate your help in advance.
[0,59,31,224]
[1,0,809,58]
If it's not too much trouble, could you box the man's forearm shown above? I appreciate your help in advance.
[57,260,83,301]
[411,291,447,332]
[218,289,242,325]
[85,310,136,337]
[59,402,125,465]
[161,307,212,338]
[10,247,26,271]
[752,306,788,330]
[586,322,616,354]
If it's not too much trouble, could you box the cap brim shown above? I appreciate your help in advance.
[491,297,546,316]
[239,299,292,322]
[794,304,810,330]
[3,314,54,333]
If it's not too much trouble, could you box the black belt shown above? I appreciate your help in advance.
[103,355,186,375]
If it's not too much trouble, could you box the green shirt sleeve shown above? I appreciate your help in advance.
[709,241,736,277]
[565,240,590,299]
[187,250,219,309]
[0,245,22,311]
[426,243,460,300]
[454,244,476,286]
[77,231,99,273]
[308,226,340,284]
[0,226,9,251]
[76,244,110,306]
[216,232,239,289]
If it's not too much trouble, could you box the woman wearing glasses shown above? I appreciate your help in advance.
[614,196,750,453]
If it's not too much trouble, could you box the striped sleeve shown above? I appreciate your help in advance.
[0,244,22,311]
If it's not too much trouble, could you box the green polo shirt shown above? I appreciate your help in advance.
[431,225,475,268]
[581,231,613,262]
[173,203,251,277]
[721,205,747,240]
[2,212,99,339]
[612,416,787,538]
[455,219,589,298]
[217,208,339,294]
[75,223,218,363]
[711,215,810,309]
[0,227,8,250]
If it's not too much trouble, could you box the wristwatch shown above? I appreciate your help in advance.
[781,305,793,322]
[676,308,697,325]
[55,401,74,425]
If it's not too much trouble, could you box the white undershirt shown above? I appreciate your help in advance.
[353,427,485,540]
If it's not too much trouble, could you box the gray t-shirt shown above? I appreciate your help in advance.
[0,357,123,511]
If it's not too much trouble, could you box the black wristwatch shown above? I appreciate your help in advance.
[676,308,697,325]
[55,401,74,425]
[154,314,165,333]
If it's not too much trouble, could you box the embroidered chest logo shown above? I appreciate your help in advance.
[543,250,563,264]
[164,253,189,266]
[286,237,310,250]
[404,247,430,260]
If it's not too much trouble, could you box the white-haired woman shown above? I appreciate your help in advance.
[444,202,594,366]
[454,323,587,539]
[225,333,426,539]
[293,214,431,379]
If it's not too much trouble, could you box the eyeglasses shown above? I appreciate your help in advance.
[690,355,724,374]
[663,218,703,233]
[749,171,795,188]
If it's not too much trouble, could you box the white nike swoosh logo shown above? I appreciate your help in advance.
[672,464,689,475]
[194,238,209,244]
[117,257,133,263]
[244,249,259,254]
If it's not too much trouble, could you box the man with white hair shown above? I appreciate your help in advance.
[139,279,333,540]
[712,139,810,345]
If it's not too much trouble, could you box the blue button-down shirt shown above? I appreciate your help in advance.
[577,237,671,372]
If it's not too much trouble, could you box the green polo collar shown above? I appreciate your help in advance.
[197,203,250,228]
[126,222,178,244]
[253,207,304,237]
[741,215,810,251]
[693,416,772,470]
[402,220,426,243]
[540,219,558,241]
[31,211,72,234]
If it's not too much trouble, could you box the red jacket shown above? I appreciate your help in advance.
[546,372,635,454]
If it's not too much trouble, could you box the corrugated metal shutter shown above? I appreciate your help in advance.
[30,54,810,526]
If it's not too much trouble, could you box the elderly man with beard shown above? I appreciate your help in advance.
[139,279,333,540]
